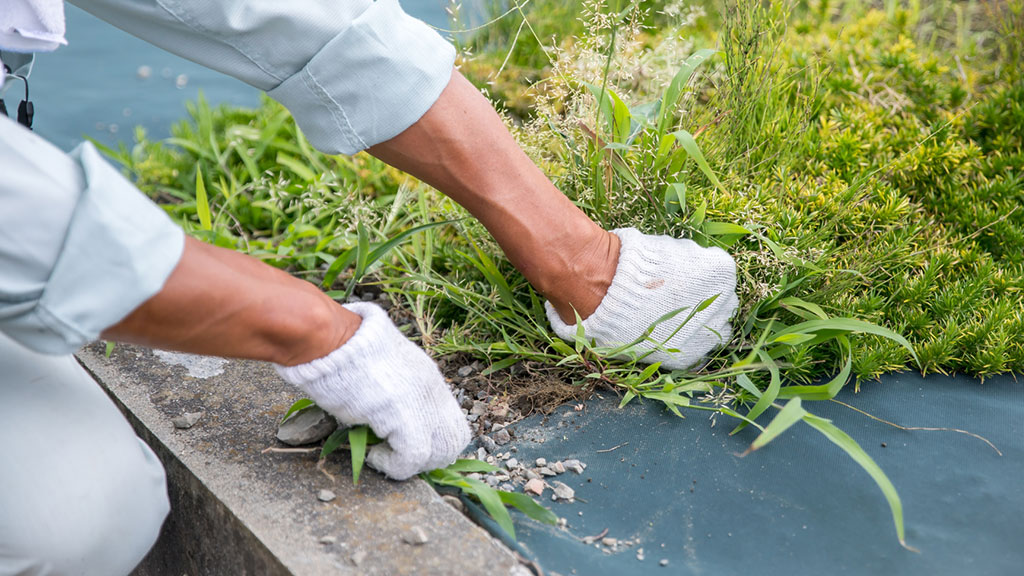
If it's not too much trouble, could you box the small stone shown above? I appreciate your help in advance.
[535,458,547,467]
[564,459,586,474]
[466,473,482,481]
[551,461,566,474]
[470,400,487,416]
[636,548,645,561]
[551,481,575,501]
[539,467,556,477]
[466,414,479,423]
[477,447,487,461]
[499,483,515,492]
[350,550,367,566]
[660,559,669,567]
[484,475,499,487]
[361,292,376,301]
[402,526,430,545]
[491,401,510,419]
[557,517,567,528]
[172,411,203,429]
[277,406,337,446]
[524,469,541,481]
[458,365,476,378]
[460,395,474,410]
[505,458,519,469]
[493,428,511,445]
[524,478,546,496]
[319,536,336,545]
[602,537,618,547]
[442,494,465,512]
[317,489,337,502]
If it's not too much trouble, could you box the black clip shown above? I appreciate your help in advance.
[1,64,33,130]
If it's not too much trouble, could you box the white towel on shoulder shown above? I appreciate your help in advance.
[0,0,67,53]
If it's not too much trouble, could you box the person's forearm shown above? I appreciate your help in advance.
[367,70,619,322]
[101,237,360,367]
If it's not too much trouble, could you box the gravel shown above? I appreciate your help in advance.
[317,489,337,502]
[172,411,204,429]
[492,428,511,445]
[402,526,430,545]
[551,481,575,501]
[524,478,545,496]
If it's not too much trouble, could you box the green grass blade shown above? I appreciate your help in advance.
[803,412,914,551]
[348,426,368,485]
[671,129,723,190]
[194,166,212,231]
[275,151,316,182]
[320,428,348,460]
[463,477,516,539]
[745,397,807,453]
[499,491,558,525]
[280,398,315,423]
[444,459,500,473]
[732,351,782,435]
[657,48,716,134]
[773,318,918,364]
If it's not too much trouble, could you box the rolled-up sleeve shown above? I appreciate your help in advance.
[0,117,184,355]
[71,0,456,155]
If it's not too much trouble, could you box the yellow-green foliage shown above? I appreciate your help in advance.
[111,1,1023,382]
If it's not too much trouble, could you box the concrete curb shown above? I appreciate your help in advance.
[76,343,523,576]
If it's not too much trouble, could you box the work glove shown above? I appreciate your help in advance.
[545,227,739,371]
[275,302,470,480]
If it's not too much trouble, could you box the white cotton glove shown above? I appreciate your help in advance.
[545,227,739,371]
[274,302,470,480]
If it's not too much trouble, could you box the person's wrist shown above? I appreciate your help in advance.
[274,295,362,367]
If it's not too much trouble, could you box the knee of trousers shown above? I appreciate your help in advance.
[0,339,170,576]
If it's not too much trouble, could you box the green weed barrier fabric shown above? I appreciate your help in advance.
[491,372,1022,575]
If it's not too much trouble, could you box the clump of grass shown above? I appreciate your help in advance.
[106,0,1022,548]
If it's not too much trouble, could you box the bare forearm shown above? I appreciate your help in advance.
[367,70,618,320]
[101,237,360,366]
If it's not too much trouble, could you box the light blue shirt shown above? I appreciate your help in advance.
[0,0,455,354]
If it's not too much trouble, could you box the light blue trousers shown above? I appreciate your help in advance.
[0,334,169,576]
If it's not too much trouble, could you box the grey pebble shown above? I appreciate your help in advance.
[535,457,547,467]
[442,494,465,512]
[538,467,557,477]
[457,365,475,378]
[317,489,337,502]
[551,461,566,474]
[172,411,204,429]
[477,447,487,461]
[470,400,487,416]
[524,469,541,481]
[660,559,670,567]
[319,536,336,545]
[563,459,586,474]
[479,435,498,453]
[493,428,511,445]
[551,481,575,501]
[350,550,367,566]
[277,406,337,446]
[505,458,519,469]
[402,526,430,545]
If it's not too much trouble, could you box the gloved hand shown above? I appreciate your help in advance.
[275,302,470,480]
[545,227,739,371]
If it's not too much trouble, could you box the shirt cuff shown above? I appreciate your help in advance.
[21,142,184,354]
[266,0,455,155]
